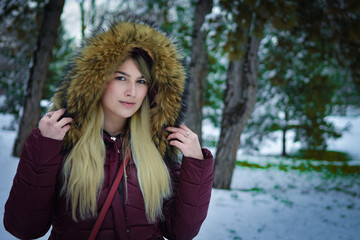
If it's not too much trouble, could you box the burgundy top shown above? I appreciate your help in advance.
[4,129,214,239]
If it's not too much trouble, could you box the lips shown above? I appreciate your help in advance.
[120,101,136,108]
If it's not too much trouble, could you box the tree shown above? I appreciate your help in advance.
[213,37,260,189]
[140,0,212,141]
[186,0,213,142]
[211,0,360,188]
[0,0,46,119]
[212,0,301,188]
[292,0,360,96]
[213,0,262,189]
[12,0,65,157]
[243,0,360,155]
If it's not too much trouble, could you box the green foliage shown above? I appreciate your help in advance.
[217,0,301,59]
[144,0,194,59]
[216,0,255,60]
[236,158,360,176]
[291,149,352,162]
[2,0,360,156]
[243,0,360,153]
[291,0,360,96]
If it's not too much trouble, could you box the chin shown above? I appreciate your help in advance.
[119,111,136,119]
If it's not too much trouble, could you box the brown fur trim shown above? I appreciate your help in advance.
[51,16,187,162]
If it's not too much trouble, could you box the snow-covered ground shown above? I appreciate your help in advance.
[197,159,360,240]
[0,114,359,240]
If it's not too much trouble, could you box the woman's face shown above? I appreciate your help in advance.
[102,58,148,124]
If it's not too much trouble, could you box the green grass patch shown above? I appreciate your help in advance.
[236,161,273,169]
[290,163,360,176]
[250,187,264,192]
[279,163,288,172]
[291,149,352,161]
[236,158,360,176]
[281,200,294,207]
[240,187,266,193]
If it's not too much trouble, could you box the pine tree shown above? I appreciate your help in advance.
[243,0,360,155]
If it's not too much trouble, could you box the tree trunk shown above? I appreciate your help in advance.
[186,0,213,143]
[282,110,289,157]
[12,0,65,157]
[213,36,260,189]
[282,128,287,157]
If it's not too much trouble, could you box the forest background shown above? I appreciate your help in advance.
[0,0,359,190]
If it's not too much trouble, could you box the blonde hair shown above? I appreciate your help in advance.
[62,51,172,222]
[62,102,105,221]
[130,96,172,222]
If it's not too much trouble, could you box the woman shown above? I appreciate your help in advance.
[4,17,213,239]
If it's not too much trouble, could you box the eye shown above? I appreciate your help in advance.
[137,79,147,84]
[115,76,126,81]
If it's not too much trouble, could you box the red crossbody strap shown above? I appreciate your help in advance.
[88,154,130,240]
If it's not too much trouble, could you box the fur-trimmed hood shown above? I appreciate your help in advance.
[51,16,187,161]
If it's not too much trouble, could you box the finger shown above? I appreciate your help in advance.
[62,124,71,132]
[179,124,192,133]
[169,139,184,150]
[51,108,66,121]
[166,126,189,138]
[57,117,73,128]
[180,125,194,137]
[167,132,187,143]
[165,126,181,133]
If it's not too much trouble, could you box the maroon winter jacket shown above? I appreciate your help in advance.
[4,129,213,239]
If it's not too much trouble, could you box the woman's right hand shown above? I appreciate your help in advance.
[39,108,73,140]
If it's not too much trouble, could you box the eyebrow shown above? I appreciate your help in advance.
[115,71,144,79]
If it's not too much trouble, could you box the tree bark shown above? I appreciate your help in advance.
[282,110,289,157]
[186,0,213,143]
[282,128,287,157]
[12,0,65,157]
[213,36,260,189]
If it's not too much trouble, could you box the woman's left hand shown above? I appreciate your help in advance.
[166,125,204,160]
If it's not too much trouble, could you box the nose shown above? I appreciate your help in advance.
[125,82,136,97]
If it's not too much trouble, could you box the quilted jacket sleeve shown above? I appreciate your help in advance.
[4,128,64,239]
[161,148,214,240]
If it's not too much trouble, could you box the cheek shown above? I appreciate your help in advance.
[103,81,120,98]
[101,82,116,106]
[139,86,148,101]
[101,93,110,110]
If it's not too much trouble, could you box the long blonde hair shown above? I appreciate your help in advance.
[130,96,172,222]
[61,102,105,221]
[62,50,172,222]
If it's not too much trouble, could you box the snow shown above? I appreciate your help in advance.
[203,163,359,240]
[1,114,359,240]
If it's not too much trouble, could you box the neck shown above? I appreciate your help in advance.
[103,115,127,137]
